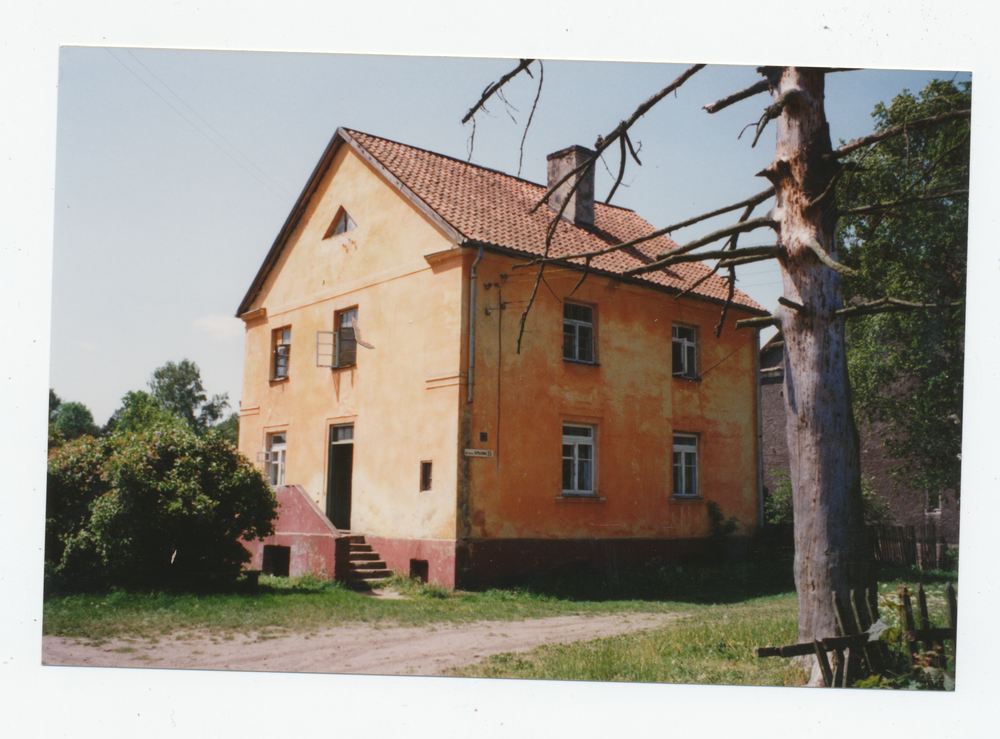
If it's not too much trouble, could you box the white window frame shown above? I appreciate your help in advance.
[562,423,597,495]
[672,325,698,379]
[263,432,287,488]
[563,303,595,364]
[673,433,699,498]
[272,327,291,380]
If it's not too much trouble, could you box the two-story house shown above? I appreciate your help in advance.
[236,128,769,588]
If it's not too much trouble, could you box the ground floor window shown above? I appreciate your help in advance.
[266,432,287,488]
[562,424,596,495]
[673,433,698,497]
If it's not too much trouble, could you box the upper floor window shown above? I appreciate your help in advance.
[563,303,595,363]
[317,307,371,369]
[673,433,698,497]
[562,424,597,495]
[672,325,698,379]
[323,207,356,239]
[272,327,291,380]
[336,308,359,367]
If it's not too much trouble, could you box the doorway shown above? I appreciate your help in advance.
[327,424,354,530]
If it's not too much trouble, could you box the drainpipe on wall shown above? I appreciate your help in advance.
[467,245,484,404]
[756,331,765,528]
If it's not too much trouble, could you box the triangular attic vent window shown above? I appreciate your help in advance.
[324,208,356,239]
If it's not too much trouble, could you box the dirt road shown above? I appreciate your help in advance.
[42,612,686,676]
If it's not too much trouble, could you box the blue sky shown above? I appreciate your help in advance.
[51,49,969,424]
[6,2,998,736]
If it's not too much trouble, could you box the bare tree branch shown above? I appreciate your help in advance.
[805,237,857,277]
[606,129,628,204]
[735,314,780,330]
[778,296,808,313]
[704,79,770,115]
[530,64,706,213]
[837,297,947,319]
[718,250,779,268]
[655,187,774,234]
[840,188,968,217]
[716,269,736,337]
[704,68,859,116]
[831,108,971,159]
[673,264,721,300]
[462,59,536,125]
[568,256,592,297]
[714,198,761,337]
[622,218,778,276]
[751,89,803,148]
[517,60,544,178]
[807,161,860,208]
[653,244,778,267]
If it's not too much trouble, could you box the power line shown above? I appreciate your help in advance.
[104,48,293,204]
[123,49,294,201]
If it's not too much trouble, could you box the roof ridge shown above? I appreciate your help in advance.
[343,127,638,215]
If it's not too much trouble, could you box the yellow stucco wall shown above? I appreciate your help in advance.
[238,143,463,541]
[461,252,761,541]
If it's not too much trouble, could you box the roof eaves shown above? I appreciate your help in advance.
[470,241,770,316]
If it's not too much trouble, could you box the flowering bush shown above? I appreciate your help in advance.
[46,428,276,591]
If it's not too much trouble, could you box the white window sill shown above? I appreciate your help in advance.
[564,358,600,366]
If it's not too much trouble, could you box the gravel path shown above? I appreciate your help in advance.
[42,612,687,676]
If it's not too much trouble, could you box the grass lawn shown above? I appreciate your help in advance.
[42,558,957,688]
[452,564,958,686]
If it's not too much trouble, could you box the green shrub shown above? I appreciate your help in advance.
[765,469,893,525]
[46,428,277,591]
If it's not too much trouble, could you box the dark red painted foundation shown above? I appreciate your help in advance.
[365,536,458,588]
[361,535,719,589]
[242,485,344,578]
[455,537,714,589]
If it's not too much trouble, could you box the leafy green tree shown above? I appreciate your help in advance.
[46,428,276,591]
[49,389,62,423]
[52,401,99,441]
[103,390,188,436]
[838,79,969,502]
[148,359,229,435]
[214,412,240,446]
[765,470,892,526]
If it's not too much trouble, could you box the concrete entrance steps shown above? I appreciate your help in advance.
[345,534,391,584]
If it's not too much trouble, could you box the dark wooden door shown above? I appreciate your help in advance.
[327,427,354,530]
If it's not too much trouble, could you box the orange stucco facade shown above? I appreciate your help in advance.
[238,134,763,588]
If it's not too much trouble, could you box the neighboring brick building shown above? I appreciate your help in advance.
[760,333,959,546]
[236,128,770,587]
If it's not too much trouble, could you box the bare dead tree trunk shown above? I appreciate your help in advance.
[763,67,869,685]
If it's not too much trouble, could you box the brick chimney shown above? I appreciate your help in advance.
[546,145,595,227]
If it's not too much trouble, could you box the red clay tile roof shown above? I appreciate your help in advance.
[347,129,764,312]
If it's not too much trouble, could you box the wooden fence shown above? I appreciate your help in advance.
[745,522,948,571]
[869,522,947,570]
[755,582,957,687]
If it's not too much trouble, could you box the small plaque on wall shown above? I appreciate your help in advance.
[463,448,494,458]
